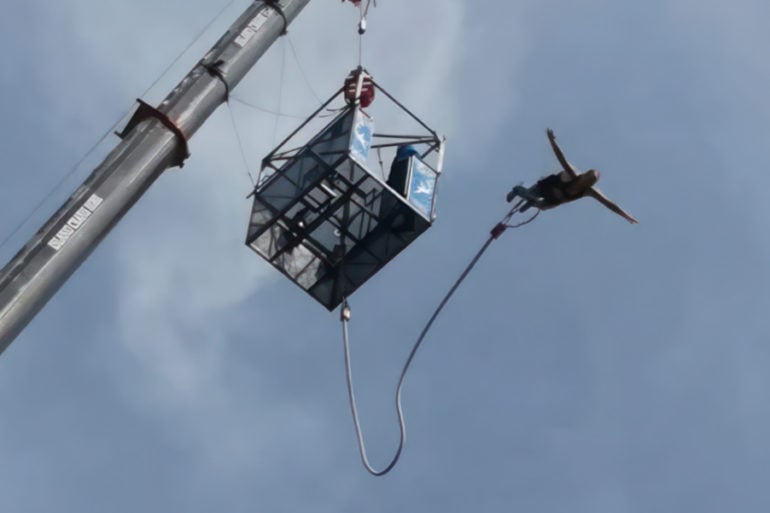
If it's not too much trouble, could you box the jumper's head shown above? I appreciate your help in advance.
[395,145,420,162]
[585,169,600,186]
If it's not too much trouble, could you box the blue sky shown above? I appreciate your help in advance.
[2,0,770,511]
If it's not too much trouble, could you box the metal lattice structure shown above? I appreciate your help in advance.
[246,73,445,310]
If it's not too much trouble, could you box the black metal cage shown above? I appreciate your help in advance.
[246,73,445,310]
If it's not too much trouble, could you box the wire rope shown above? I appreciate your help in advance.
[0,124,120,253]
[358,1,364,66]
[286,36,324,106]
[145,0,238,98]
[0,0,237,253]
[226,102,256,187]
[230,96,307,119]
[271,38,288,147]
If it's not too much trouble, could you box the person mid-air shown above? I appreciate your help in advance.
[507,129,639,224]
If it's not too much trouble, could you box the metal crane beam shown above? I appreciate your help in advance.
[0,0,312,356]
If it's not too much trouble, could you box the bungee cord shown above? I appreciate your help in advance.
[340,199,539,476]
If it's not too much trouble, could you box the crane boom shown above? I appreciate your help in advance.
[0,0,312,356]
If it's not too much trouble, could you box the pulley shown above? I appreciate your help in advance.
[343,68,375,108]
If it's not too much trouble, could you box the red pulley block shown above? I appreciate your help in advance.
[343,69,375,108]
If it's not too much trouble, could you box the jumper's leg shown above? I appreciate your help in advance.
[507,185,545,208]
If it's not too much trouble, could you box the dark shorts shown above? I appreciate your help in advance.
[533,174,570,206]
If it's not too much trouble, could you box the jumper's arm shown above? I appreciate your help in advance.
[587,187,639,224]
[547,128,578,178]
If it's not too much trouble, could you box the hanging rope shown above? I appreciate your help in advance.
[286,36,324,106]
[340,199,539,476]
[271,38,288,148]
[0,123,119,253]
[225,102,256,187]
[358,1,365,65]
[354,0,376,65]
[229,96,307,120]
[148,0,238,95]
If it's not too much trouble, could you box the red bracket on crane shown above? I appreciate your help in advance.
[116,99,191,168]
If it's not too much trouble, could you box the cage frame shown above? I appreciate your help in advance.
[246,69,446,310]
